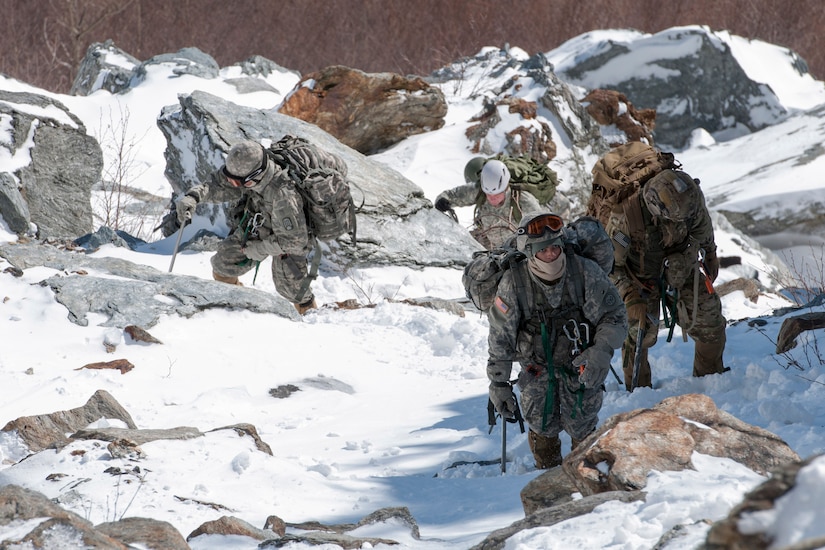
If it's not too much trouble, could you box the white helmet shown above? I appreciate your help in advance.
[480,160,510,195]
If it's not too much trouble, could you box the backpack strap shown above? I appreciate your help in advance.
[622,191,648,268]
[295,237,323,301]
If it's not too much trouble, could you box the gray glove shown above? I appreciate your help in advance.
[488,382,517,420]
[573,345,613,389]
[175,195,197,224]
[243,239,284,261]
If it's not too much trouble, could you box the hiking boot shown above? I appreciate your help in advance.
[693,339,726,377]
[213,271,242,286]
[295,298,317,315]
[622,340,651,391]
[528,430,562,469]
[571,428,595,451]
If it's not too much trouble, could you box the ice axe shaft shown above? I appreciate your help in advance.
[500,414,507,474]
[168,213,191,273]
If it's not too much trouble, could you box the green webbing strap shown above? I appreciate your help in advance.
[540,321,556,431]
[252,260,261,285]
[295,238,323,301]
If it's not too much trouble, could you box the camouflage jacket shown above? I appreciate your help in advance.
[609,189,716,300]
[184,167,310,258]
[436,183,541,249]
[486,255,627,382]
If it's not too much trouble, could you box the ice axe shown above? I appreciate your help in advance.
[487,390,525,474]
[168,211,191,273]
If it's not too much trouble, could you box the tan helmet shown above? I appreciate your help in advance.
[223,141,270,187]
[642,170,700,222]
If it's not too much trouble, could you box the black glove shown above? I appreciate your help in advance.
[488,382,517,420]
[435,197,458,222]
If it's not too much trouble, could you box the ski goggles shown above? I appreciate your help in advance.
[223,154,268,188]
[517,213,564,237]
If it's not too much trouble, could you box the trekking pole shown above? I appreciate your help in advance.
[631,324,645,391]
[168,212,191,273]
[608,364,624,386]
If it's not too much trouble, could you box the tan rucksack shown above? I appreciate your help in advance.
[586,142,677,229]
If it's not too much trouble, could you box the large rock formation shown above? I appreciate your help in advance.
[279,65,447,154]
[553,27,787,149]
[0,90,101,239]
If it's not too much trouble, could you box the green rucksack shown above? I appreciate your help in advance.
[498,154,559,206]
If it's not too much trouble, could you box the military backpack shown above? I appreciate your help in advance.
[266,135,357,242]
[586,141,677,230]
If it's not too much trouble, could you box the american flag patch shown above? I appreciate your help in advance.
[494,296,510,314]
[613,230,630,249]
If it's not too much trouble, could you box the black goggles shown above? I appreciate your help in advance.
[517,213,564,237]
[223,152,268,188]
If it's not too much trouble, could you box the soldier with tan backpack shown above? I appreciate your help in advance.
[586,142,727,390]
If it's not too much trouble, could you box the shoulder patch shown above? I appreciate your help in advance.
[494,296,510,315]
[603,292,618,308]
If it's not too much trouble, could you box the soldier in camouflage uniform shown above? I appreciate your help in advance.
[175,140,348,315]
[606,165,726,389]
[487,212,627,468]
[434,158,542,249]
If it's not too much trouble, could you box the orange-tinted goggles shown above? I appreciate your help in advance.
[517,213,564,237]
[222,155,267,188]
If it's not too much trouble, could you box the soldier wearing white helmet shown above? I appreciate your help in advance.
[434,157,543,249]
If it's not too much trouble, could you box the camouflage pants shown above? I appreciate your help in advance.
[622,269,726,388]
[211,232,315,304]
[516,363,601,440]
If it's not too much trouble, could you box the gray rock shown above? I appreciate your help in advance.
[134,46,220,84]
[0,90,101,239]
[0,484,187,549]
[97,517,190,550]
[70,40,141,96]
[0,241,300,327]
[470,490,646,550]
[555,27,787,150]
[1,389,137,453]
[704,454,824,550]
[0,171,30,234]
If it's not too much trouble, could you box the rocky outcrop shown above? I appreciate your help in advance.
[582,88,657,145]
[562,393,799,496]
[0,240,301,327]
[0,90,101,239]
[0,393,421,549]
[705,454,825,550]
[555,27,787,149]
[509,394,800,549]
[70,40,141,96]
[279,65,447,154]
[1,389,137,453]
